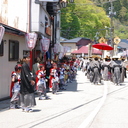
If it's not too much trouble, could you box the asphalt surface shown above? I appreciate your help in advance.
[0,71,128,128]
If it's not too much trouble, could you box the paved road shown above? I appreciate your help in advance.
[0,71,128,128]
[0,71,104,128]
[89,80,128,128]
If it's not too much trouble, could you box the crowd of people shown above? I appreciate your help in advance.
[79,55,127,86]
[9,55,78,112]
[9,54,128,112]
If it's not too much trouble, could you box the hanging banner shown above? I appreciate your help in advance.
[25,33,37,50]
[63,46,68,54]
[53,43,60,54]
[0,25,5,45]
[40,37,50,53]
[59,44,64,53]
[59,52,64,59]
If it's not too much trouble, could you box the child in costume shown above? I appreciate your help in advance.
[10,64,22,109]
[49,63,59,94]
[59,64,66,90]
[36,64,49,100]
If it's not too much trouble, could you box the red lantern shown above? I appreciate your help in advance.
[25,33,37,50]
[0,25,5,45]
[40,37,50,53]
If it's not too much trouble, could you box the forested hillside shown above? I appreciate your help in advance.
[91,0,128,39]
[61,0,128,40]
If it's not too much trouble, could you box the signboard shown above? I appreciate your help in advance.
[46,27,51,36]
[39,0,59,2]
[114,36,121,45]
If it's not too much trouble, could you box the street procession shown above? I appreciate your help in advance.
[8,51,128,112]
[1,0,128,128]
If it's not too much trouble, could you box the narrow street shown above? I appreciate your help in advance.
[0,71,128,128]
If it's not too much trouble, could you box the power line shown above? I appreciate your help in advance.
[61,28,108,31]
[67,0,117,5]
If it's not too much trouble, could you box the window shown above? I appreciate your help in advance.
[0,40,4,56]
[9,40,19,61]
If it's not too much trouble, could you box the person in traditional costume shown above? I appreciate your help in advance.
[101,56,111,81]
[111,56,122,85]
[86,57,93,81]
[120,57,127,83]
[32,57,40,91]
[20,55,36,112]
[45,58,52,91]
[36,64,50,100]
[59,64,66,90]
[49,63,59,94]
[10,64,22,109]
[91,57,101,85]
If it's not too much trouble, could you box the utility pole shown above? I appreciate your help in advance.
[109,0,116,56]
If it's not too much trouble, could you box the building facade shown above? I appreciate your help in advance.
[0,0,67,99]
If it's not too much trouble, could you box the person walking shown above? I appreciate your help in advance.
[86,57,94,82]
[120,57,127,83]
[91,57,101,85]
[101,57,111,81]
[111,56,122,85]
[20,55,36,112]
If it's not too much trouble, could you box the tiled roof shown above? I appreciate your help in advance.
[60,37,90,43]
[118,39,128,48]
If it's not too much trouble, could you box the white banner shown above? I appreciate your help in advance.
[54,43,60,54]
[25,33,37,50]
[40,37,50,53]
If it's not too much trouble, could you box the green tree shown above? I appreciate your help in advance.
[61,0,110,40]
[91,0,128,39]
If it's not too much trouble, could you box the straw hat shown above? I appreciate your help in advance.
[112,55,119,59]
[92,55,101,59]
[119,56,126,60]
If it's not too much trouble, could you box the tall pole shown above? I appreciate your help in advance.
[110,0,114,56]
[27,0,32,70]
